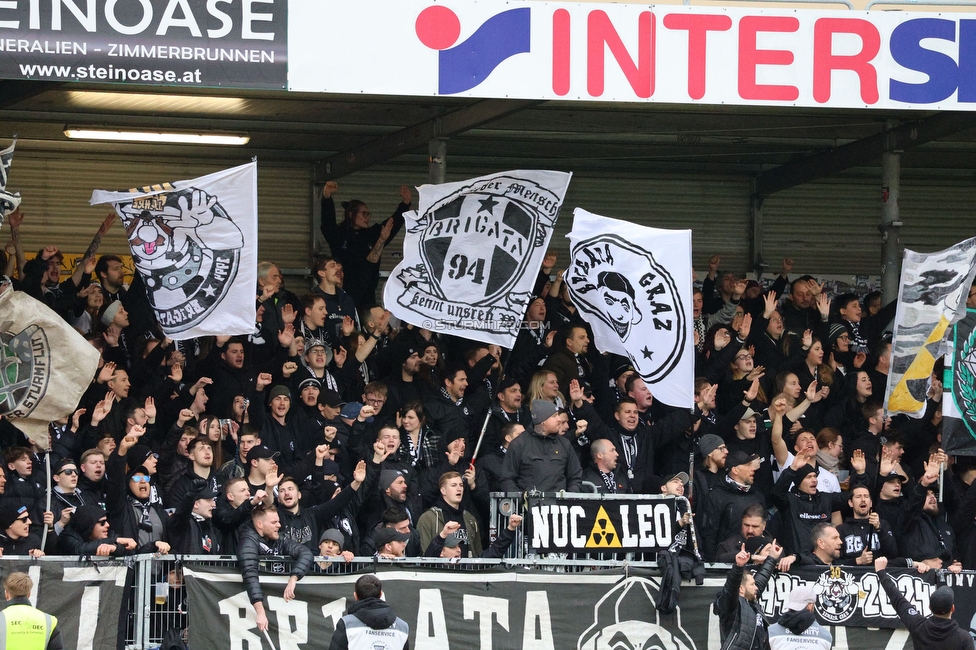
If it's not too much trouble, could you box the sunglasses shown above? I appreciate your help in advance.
[58,468,78,475]
[130,475,151,483]
[96,519,109,526]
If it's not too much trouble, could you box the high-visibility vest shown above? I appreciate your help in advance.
[0,603,58,650]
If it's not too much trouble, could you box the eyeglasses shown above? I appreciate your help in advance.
[837,335,850,340]
[130,475,151,483]
[768,317,783,323]
[365,397,386,405]
[58,468,78,475]
[735,355,751,361]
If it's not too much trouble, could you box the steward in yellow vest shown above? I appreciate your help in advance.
[0,572,62,650]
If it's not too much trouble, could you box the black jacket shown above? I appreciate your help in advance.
[837,516,900,565]
[498,428,582,493]
[237,523,314,605]
[714,558,777,650]
[771,467,844,555]
[701,475,767,561]
[879,570,973,650]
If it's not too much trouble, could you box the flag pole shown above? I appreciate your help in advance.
[470,349,510,466]
[40,443,52,551]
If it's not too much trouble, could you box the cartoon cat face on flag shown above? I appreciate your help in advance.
[91,162,258,339]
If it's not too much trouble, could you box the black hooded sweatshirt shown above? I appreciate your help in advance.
[879,570,973,650]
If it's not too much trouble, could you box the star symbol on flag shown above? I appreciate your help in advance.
[202,285,217,298]
[478,196,499,214]
[642,346,653,360]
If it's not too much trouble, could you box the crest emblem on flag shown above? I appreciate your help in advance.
[0,139,22,223]
[92,162,258,340]
[385,171,571,347]
[0,323,50,418]
[117,187,243,333]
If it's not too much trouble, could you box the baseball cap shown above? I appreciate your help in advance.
[340,402,364,420]
[665,472,690,484]
[784,584,817,612]
[740,408,758,420]
[443,533,462,549]
[727,450,759,469]
[374,526,410,547]
[929,586,954,615]
[317,389,344,409]
[881,472,907,484]
[246,445,279,463]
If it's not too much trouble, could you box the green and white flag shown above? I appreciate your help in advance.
[943,308,976,456]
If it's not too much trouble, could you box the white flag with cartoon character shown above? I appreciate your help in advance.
[90,162,258,339]
[566,208,694,408]
[384,170,572,347]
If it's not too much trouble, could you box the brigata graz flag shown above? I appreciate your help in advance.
[384,170,571,347]
[90,162,258,339]
[0,139,22,223]
[885,237,976,417]
[943,309,976,455]
[0,285,100,447]
[566,209,694,408]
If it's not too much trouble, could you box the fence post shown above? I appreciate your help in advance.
[135,555,152,650]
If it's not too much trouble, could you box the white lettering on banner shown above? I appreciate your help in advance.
[288,0,976,111]
[62,566,128,650]
[531,505,550,548]
[321,597,347,633]
[522,591,555,650]
[267,596,309,650]
[0,0,278,40]
[569,505,587,547]
[463,596,510,650]
[552,505,569,548]
[415,589,449,650]
[218,592,264,650]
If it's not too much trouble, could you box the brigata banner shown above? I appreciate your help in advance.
[289,0,976,111]
[0,0,287,89]
[183,563,976,650]
[0,559,129,650]
[528,494,679,554]
[384,170,571,347]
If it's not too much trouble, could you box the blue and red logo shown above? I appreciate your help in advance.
[416,6,531,94]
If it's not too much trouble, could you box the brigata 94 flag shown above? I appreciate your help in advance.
[384,170,572,347]
[90,162,258,340]
[566,209,694,408]
[0,284,100,448]
[885,237,976,418]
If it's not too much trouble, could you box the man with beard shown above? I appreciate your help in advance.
[417,471,483,557]
[424,364,473,454]
[383,346,423,418]
[543,325,592,399]
[781,276,822,343]
[701,451,767,562]
[276,460,366,554]
[164,479,222,555]
[838,485,901,567]
[583,439,631,494]
[767,585,833,650]
[696,434,729,496]
[901,457,961,571]
[715,540,783,650]
[716,503,775,564]
[238,505,314,632]
[361,463,423,535]
[361,506,421,557]
[794,523,843,567]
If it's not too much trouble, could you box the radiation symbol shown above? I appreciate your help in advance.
[586,506,622,548]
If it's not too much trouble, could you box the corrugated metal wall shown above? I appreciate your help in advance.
[761,173,976,277]
[7,150,312,272]
[324,165,754,279]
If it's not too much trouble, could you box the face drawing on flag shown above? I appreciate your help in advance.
[577,577,696,650]
[116,187,244,333]
[597,271,642,340]
[568,236,686,383]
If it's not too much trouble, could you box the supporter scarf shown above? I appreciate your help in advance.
[816,450,840,475]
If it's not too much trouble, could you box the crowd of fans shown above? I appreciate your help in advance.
[1,186,976,585]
